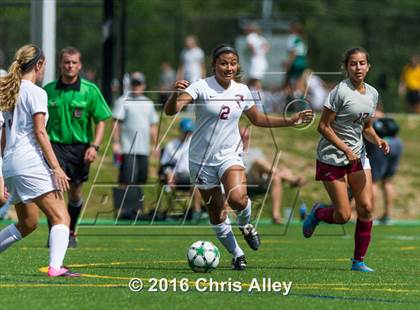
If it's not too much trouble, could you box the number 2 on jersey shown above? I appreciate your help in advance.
[220,106,230,120]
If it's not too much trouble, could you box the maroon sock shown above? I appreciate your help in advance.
[315,207,335,224]
[354,219,373,261]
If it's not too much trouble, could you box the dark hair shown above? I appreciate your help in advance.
[342,47,369,67]
[59,46,82,63]
[212,44,239,64]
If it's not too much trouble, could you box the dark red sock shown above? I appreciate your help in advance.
[315,207,335,224]
[354,219,373,261]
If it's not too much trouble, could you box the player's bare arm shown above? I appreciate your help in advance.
[244,105,314,128]
[164,80,193,115]
[318,107,359,163]
[363,118,390,155]
[33,112,70,192]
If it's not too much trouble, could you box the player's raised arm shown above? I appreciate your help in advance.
[244,105,314,128]
[164,80,193,115]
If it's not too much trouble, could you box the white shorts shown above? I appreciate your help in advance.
[189,156,245,190]
[5,172,57,205]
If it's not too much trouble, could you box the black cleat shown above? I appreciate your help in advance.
[240,224,260,251]
[68,234,78,248]
[232,255,247,271]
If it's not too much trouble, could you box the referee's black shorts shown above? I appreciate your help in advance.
[52,143,90,185]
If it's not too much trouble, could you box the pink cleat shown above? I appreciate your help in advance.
[48,266,80,277]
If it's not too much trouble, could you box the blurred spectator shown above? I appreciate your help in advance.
[83,68,97,83]
[399,54,420,113]
[112,72,159,187]
[283,20,308,86]
[302,69,328,111]
[160,118,203,222]
[240,127,306,224]
[176,35,205,83]
[0,49,7,77]
[366,107,403,225]
[245,23,269,90]
[159,61,176,106]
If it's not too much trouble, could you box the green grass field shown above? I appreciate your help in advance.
[0,221,419,309]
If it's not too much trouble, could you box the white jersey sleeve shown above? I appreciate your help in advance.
[243,86,255,111]
[29,87,48,116]
[323,84,342,112]
[184,79,203,101]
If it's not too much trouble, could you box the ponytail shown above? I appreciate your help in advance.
[0,60,22,111]
[0,44,44,111]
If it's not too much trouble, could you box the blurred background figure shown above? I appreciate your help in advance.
[301,69,328,111]
[366,106,403,225]
[83,68,97,83]
[159,61,176,107]
[245,22,269,91]
[283,20,307,87]
[0,49,6,77]
[176,35,205,83]
[112,71,159,188]
[240,127,306,224]
[159,118,203,222]
[399,54,420,114]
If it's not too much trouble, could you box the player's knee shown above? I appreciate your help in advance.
[208,212,226,225]
[17,220,38,237]
[49,211,70,227]
[357,201,373,217]
[335,210,351,224]
[227,193,248,211]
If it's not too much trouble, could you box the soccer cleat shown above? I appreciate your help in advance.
[302,203,321,238]
[351,258,375,272]
[232,255,247,271]
[240,224,260,251]
[48,266,80,277]
[68,233,78,248]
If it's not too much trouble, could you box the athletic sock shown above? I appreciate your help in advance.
[235,198,251,228]
[68,199,83,233]
[354,219,373,261]
[212,216,244,258]
[0,224,22,252]
[315,207,335,224]
[49,224,70,269]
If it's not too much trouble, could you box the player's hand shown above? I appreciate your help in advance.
[344,148,360,164]
[84,146,98,163]
[292,109,314,125]
[52,167,70,192]
[173,80,190,92]
[378,138,390,155]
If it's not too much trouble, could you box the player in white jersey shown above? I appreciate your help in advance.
[0,113,9,209]
[165,44,314,270]
[303,47,390,272]
[0,44,79,277]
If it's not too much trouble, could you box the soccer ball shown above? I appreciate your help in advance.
[187,241,220,273]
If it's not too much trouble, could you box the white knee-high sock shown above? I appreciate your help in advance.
[49,224,69,269]
[212,216,244,258]
[235,198,252,228]
[0,224,22,252]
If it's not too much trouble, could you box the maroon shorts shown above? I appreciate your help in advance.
[315,158,370,182]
